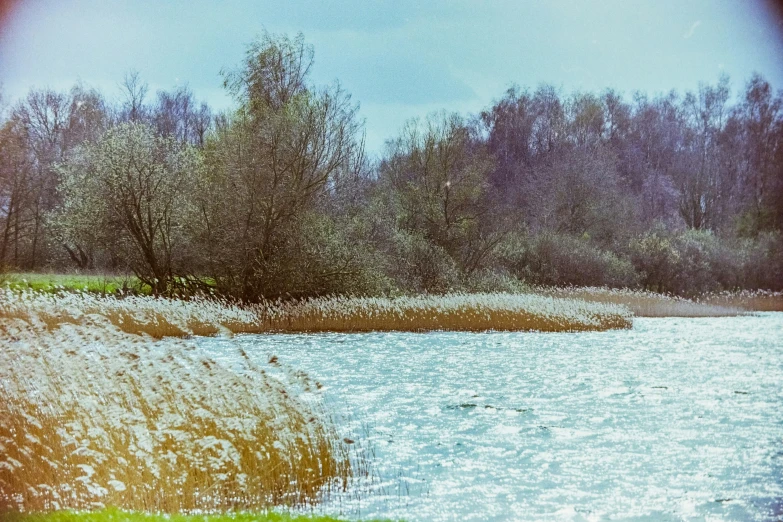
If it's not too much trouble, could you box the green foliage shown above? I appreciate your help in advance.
[381,112,502,278]
[734,207,777,237]
[385,230,462,294]
[628,228,783,295]
[198,33,365,301]
[1,273,147,295]
[56,122,203,294]
[499,233,639,289]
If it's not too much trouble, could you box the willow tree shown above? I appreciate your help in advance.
[57,122,202,294]
[381,112,502,283]
[198,32,366,300]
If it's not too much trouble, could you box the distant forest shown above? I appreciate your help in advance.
[1,32,781,299]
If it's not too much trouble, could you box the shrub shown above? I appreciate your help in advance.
[628,228,783,295]
[499,233,640,289]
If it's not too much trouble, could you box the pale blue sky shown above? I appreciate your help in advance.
[1,0,782,155]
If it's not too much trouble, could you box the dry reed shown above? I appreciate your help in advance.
[0,310,352,513]
[259,293,632,333]
[537,286,747,317]
[0,290,632,336]
[699,290,783,312]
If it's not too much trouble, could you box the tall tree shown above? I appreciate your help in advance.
[201,32,365,299]
[381,112,502,278]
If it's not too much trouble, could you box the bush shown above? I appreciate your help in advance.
[498,233,640,289]
[628,228,783,295]
[385,231,461,294]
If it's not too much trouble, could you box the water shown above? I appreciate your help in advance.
[197,314,783,521]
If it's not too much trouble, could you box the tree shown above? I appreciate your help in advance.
[153,85,211,146]
[11,88,71,268]
[199,32,366,300]
[480,85,536,188]
[567,92,604,149]
[119,70,149,123]
[381,112,502,280]
[57,122,202,294]
[0,118,34,267]
[677,76,730,230]
[736,73,783,234]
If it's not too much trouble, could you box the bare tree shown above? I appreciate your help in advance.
[677,76,730,230]
[120,70,149,122]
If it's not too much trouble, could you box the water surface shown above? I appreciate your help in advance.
[198,314,783,521]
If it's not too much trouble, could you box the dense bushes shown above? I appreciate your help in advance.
[628,229,783,295]
[497,233,639,289]
[487,229,783,296]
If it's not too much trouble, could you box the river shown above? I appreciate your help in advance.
[198,313,783,521]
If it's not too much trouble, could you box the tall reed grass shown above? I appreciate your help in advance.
[259,293,632,333]
[0,310,352,513]
[0,290,632,336]
[537,286,747,317]
[699,290,783,312]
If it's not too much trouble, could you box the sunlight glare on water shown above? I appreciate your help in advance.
[198,314,783,521]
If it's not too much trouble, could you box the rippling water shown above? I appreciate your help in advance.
[197,314,783,521]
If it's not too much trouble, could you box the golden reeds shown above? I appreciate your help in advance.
[0,312,351,513]
[0,290,632,336]
[699,290,783,312]
[537,286,747,317]
[259,293,632,333]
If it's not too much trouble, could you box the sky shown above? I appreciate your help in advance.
[1,0,782,156]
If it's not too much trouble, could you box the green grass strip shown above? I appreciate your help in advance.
[2,507,396,522]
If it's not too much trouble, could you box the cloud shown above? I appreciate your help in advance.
[683,20,702,39]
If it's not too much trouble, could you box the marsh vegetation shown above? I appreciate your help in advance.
[0,300,356,513]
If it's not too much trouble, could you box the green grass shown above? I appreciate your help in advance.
[1,273,149,294]
[0,508,395,522]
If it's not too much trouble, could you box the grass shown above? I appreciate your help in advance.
[1,273,149,295]
[1,507,393,521]
[0,309,354,513]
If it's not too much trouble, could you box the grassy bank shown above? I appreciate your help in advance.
[1,508,390,522]
[0,309,353,513]
[1,273,148,295]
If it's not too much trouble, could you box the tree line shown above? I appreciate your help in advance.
[1,32,781,299]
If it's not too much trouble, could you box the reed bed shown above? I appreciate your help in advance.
[699,290,783,312]
[259,293,632,333]
[537,286,746,317]
[0,289,265,338]
[0,311,352,514]
[0,290,632,335]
